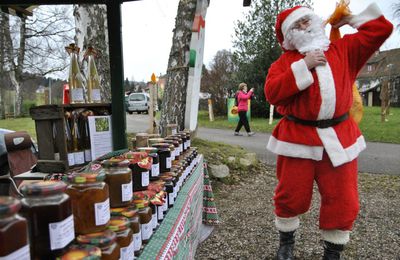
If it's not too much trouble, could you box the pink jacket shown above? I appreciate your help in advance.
[237,90,253,112]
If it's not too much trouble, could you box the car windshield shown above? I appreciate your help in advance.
[130,94,145,101]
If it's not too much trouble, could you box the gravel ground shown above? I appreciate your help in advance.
[196,162,400,260]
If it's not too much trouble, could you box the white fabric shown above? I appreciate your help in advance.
[267,135,366,166]
[349,3,383,29]
[291,59,314,91]
[321,229,350,245]
[275,216,300,232]
[316,63,336,120]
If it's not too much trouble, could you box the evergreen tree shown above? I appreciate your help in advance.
[233,0,311,117]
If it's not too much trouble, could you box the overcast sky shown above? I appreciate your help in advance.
[121,0,399,82]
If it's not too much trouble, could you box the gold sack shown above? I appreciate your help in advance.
[349,84,363,124]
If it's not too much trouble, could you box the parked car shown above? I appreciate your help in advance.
[126,92,150,114]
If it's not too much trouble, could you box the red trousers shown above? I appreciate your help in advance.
[274,152,359,230]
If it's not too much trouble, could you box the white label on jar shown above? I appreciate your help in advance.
[180,144,184,153]
[49,215,75,250]
[133,230,142,252]
[120,239,134,260]
[74,151,85,165]
[151,163,160,177]
[166,157,172,169]
[173,186,177,199]
[0,244,30,260]
[84,149,92,162]
[91,89,101,102]
[188,140,191,148]
[71,88,84,102]
[54,152,60,161]
[157,206,164,220]
[121,181,133,202]
[168,193,174,206]
[172,129,177,135]
[162,200,168,212]
[67,153,75,166]
[183,142,187,150]
[141,222,153,240]
[152,213,157,229]
[95,198,110,226]
[142,171,149,187]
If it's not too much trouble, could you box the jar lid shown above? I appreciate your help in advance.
[20,181,67,196]
[152,143,171,149]
[124,151,147,160]
[136,147,158,154]
[101,158,129,168]
[132,199,149,209]
[77,229,116,248]
[108,216,130,232]
[60,244,101,260]
[63,172,106,184]
[0,196,21,216]
[111,207,138,218]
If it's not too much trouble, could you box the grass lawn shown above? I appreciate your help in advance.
[1,106,399,144]
[198,106,400,144]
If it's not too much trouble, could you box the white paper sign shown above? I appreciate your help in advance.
[49,215,75,250]
[88,116,113,160]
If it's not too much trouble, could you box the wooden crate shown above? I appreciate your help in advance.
[30,103,112,173]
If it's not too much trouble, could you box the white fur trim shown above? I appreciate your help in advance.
[317,127,347,167]
[275,216,300,232]
[344,135,367,162]
[282,7,315,38]
[316,63,336,120]
[291,59,314,91]
[349,3,383,29]
[321,230,350,245]
[267,136,323,160]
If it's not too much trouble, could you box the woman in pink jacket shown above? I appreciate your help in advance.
[234,83,255,136]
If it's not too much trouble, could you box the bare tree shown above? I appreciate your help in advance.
[74,4,111,102]
[201,50,237,116]
[159,0,198,136]
[0,6,74,116]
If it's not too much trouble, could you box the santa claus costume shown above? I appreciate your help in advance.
[264,3,393,259]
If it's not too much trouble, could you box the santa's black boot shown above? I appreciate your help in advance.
[323,241,344,260]
[276,231,295,260]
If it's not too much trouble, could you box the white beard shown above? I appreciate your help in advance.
[283,15,330,54]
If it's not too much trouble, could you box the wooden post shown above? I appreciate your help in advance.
[269,104,274,125]
[208,99,214,122]
[148,82,155,133]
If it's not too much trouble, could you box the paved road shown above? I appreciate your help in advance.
[197,128,400,175]
[126,114,400,175]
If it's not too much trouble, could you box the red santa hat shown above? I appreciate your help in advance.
[275,6,315,47]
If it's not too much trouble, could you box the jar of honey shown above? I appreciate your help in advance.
[20,181,74,259]
[110,207,141,256]
[59,244,101,260]
[77,229,120,260]
[0,196,30,259]
[133,200,153,244]
[108,217,134,260]
[64,172,110,235]
[101,159,132,208]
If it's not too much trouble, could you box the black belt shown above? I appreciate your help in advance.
[286,113,348,128]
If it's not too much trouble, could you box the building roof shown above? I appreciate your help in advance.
[357,48,400,80]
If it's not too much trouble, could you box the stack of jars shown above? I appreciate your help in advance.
[125,151,152,192]
[63,172,118,259]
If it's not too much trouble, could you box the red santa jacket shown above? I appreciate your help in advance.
[264,3,393,167]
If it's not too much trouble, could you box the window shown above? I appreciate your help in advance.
[130,94,145,101]
[367,65,373,72]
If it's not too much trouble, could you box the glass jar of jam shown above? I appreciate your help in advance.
[64,172,110,235]
[176,133,187,152]
[163,140,180,161]
[136,147,160,179]
[0,196,30,259]
[59,244,101,260]
[152,143,172,173]
[20,181,74,259]
[130,161,151,192]
[101,159,132,208]
[166,136,183,157]
[77,229,120,260]
[110,207,141,256]
[133,200,153,244]
[108,217,133,260]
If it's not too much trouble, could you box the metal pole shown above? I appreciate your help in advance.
[107,1,127,150]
